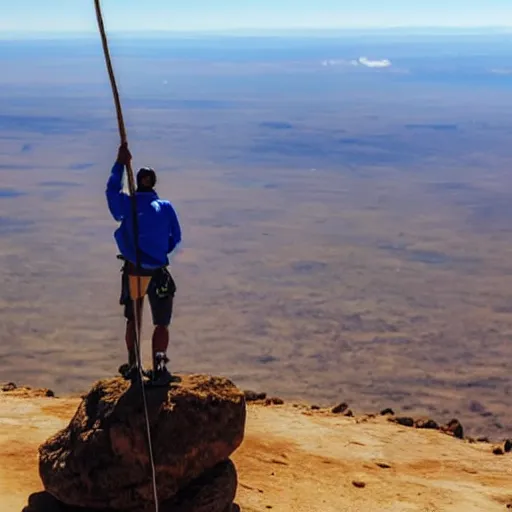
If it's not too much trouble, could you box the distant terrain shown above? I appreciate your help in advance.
[0,31,511,438]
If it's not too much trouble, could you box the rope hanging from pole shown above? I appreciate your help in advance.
[93,1,159,511]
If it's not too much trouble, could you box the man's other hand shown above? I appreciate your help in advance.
[116,143,132,166]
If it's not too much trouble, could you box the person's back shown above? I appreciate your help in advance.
[136,193,179,266]
[106,151,181,269]
[105,144,182,385]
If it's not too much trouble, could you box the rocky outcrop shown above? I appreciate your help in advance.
[265,397,284,406]
[414,418,439,430]
[392,417,415,427]
[1,382,55,398]
[387,415,466,439]
[441,419,464,440]
[492,439,512,456]
[331,402,349,414]
[243,390,267,402]
[38,374,245,511]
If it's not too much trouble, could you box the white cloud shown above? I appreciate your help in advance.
[321,57,392,69]
[358,57,392,68]
[321,59,347,67]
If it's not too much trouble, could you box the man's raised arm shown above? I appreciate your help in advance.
[106,143,131,221]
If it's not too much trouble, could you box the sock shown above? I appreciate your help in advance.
[152,325,169,369]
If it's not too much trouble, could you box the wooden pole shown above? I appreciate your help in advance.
[93,0,136,196]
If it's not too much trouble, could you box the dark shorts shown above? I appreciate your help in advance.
[120,266,176,326]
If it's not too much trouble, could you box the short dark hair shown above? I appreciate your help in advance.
[136,167,156,189]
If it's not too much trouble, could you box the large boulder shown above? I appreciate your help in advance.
[38,374,245,511]
[26,460,237,512]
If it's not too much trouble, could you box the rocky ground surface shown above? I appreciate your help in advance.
[1,380,511,512]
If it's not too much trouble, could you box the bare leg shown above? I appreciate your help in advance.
[125,320,136,366]
[125,298,144,367]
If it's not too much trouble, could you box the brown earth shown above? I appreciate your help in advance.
[1,384,511,512]
[1,154,512,441]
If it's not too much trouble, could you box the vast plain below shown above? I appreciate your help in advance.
[1,30,512,440]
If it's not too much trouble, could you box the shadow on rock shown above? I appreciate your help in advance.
[23,491,110,512]
[161,459,238,512]
[24,485,240,512]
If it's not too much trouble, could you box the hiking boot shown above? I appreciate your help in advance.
[151,367,173,387]
[118,363,139,382]
[150,352,172,386]
[153,352,169,373]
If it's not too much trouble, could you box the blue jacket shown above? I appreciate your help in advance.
[106,162,182,269]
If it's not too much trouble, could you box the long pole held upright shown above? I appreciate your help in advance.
[93,0,136,196]
[93,0,142,353]
[93,2,159,511]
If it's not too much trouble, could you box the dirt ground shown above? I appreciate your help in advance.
[0,389,511,512]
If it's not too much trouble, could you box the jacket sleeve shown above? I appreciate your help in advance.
[106,162,129,221]
[168,204,182,253]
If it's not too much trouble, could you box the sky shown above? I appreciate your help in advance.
[2,0,512,34]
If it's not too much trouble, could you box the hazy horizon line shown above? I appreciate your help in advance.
[1,25,512,40]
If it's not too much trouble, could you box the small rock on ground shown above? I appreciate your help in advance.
[332,403,349,414]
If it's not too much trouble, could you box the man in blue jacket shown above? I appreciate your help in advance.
[106,143,182,385]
